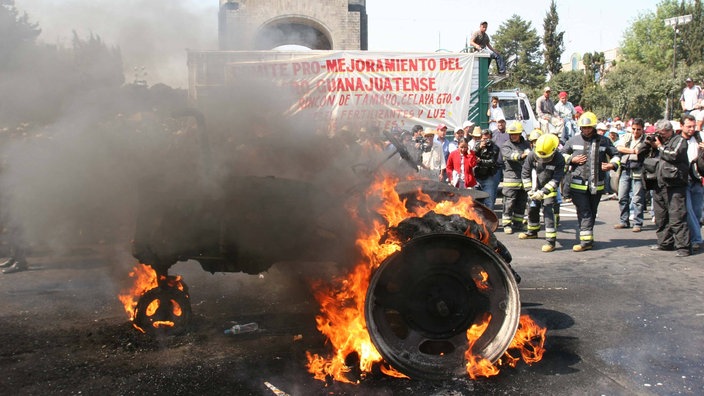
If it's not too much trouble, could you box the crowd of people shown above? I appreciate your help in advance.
[395,77,704,255]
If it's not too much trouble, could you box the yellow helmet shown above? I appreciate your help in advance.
[507,121,524,134]
[528,128,543,142]
[535,134,560,159]
[578,111,598,128]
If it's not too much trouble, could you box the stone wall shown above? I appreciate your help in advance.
[218,0,367,50]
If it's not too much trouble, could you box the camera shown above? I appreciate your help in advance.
[645,133,660,144]
[413,136,432,152]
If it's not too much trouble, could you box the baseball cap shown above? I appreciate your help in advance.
[685,77,693,82]
[462,120,475,130]
[544,86,551,92]
[574,106,584,114]
[437,123,447,130]
[558,91,567,98]
[596,122,608,130]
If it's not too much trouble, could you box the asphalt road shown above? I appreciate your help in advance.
[0,198,702,395]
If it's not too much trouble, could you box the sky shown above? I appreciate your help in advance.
[14,0,664,88]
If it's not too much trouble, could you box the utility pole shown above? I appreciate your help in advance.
[664,14,692,119]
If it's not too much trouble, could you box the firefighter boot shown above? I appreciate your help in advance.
[518,231,538,239]
[572,242,593,252]
[541,240,556,252]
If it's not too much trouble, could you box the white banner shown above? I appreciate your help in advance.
[225,51,477,133]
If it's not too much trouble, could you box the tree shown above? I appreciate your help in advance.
[71,31,124,88]
[620,0,682,72]
[582,51,606,84]
[0,0,41,69]
[542,0,564,78]
[601,63,667,120]
[493,15,544,90]
[680,0,704,66]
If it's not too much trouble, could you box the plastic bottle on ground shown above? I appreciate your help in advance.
[224,322,258,335]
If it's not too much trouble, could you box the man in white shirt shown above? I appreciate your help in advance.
[487,96,505,132]
[680,114,704,251]
[680,77,702,117]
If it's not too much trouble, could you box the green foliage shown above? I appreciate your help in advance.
[582,52,606,84]
[680,0,704,66]
[493,14,545,90]
[543,0,564,77]
[620,0,682,72]
[547,71,584,106]
[601,63,668,121]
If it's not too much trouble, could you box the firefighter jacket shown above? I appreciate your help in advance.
[500,137,531,189]
[655,133,689,188]
[561,132,620,194]
[521,151,566,198]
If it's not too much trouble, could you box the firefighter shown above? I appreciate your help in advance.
[500,121,530,234]
[520,134,565,252]
[528,128,543,148]
[561,111,620,251]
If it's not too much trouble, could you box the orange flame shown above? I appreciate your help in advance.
[307,173,501,382]
[502,314,547,367]
[465,313,500,379]
[118,263,158,320]
[118,263,186,331]
[306,173,546,383]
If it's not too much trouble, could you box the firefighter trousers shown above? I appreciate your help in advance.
[571,190,601,245]
[526,197,557,242]
[501,187,527,229]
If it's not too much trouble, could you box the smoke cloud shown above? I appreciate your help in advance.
[1,2,420,278]
[16,0,217,88]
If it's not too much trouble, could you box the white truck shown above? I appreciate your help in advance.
[186,50,536,134]
[489,90,536,135]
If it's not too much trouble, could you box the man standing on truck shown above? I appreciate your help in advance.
[469,21,506,75]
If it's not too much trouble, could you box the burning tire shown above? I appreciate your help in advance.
[134,283,192,336]
[364,215,521,380]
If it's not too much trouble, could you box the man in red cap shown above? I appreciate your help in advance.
[555,91,577,141]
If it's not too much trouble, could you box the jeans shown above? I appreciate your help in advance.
[562,119,577,142]
[686,181,703,245]
[618,169,646,226]
[476,173,499,210]
[490,51,506,73]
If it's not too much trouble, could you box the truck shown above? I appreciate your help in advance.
[127,49,531,381]
[186,50,536,134]
[490,89,536,134]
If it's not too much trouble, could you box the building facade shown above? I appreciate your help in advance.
[218,0,368,51]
